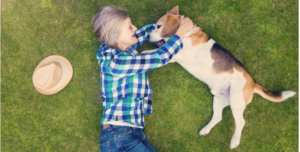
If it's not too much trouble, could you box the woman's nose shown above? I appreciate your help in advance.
[133,25,137,31]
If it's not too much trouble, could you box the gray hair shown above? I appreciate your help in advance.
[92,5,129,49]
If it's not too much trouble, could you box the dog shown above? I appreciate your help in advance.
[141,6,296,149]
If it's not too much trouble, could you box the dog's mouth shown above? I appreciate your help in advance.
[157,39,165,47]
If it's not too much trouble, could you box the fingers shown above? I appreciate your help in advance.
[177,16,195,35]
[181,17,193,29]
[176,16,196,40]
[180,17,193,26]
[181,17,190,22]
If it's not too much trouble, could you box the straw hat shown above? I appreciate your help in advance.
[32,55,73,95]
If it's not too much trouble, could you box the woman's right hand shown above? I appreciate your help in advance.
[175,16,194,40]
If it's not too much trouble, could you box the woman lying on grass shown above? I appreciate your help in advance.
[92,5,193,152]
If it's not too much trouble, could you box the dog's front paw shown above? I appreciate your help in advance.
[141,51,150,54]
[230,137,241,149]
[141,49,158,54]
[199,127,211,136]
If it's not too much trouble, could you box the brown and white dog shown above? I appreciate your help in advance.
[142,6,296,149]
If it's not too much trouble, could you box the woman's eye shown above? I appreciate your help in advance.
[157,25,162,29]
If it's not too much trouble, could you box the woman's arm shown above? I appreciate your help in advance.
[109,35,183,78]
[131,23,155,49]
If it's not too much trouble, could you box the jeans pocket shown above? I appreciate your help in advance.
[116,127,137,145]
[120,127,135,136]
[100,141,111,152]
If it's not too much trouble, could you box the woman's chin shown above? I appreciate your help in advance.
[127,37,138,47]
[132,37,138,44]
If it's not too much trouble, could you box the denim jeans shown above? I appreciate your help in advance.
[99,125,157,152]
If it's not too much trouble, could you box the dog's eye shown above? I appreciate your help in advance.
[157,25,162,29]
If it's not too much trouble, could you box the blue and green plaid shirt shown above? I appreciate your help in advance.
[96,23,183,127]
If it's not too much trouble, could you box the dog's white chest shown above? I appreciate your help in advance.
[174,39,215,79]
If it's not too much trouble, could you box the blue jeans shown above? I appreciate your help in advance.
[100,125,157,152]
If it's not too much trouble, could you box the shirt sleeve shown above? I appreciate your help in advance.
[109,35,183,78]
[131,23,155,49]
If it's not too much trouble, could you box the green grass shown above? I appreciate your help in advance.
[1,0,298,151]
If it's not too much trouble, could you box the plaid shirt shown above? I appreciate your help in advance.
[96,23,183,127]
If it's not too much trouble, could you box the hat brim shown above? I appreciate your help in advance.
[32,55,73,95]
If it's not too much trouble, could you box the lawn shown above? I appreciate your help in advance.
[1,0,298,151]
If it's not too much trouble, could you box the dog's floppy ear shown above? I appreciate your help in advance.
[161,15,180,38]
[166,5,179,15]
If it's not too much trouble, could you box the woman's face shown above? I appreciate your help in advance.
[117,17,138,51]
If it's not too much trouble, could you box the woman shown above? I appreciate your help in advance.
[92,5,193,152]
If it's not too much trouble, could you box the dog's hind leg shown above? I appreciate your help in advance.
[199,95,230,136]
[229,81,247,149]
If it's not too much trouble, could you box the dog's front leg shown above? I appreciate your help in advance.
[141,49,177,63]
[141,49,158,54]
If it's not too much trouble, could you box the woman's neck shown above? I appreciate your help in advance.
[118,43,130,51]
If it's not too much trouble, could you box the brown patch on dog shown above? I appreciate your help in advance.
[188,29,210,46]
[241,71,255,105]
[161,15,180,38]
[156,15,168,26]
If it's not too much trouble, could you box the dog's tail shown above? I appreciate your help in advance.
[254,83,296,102]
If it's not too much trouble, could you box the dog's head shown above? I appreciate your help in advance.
[149,6,181,46]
